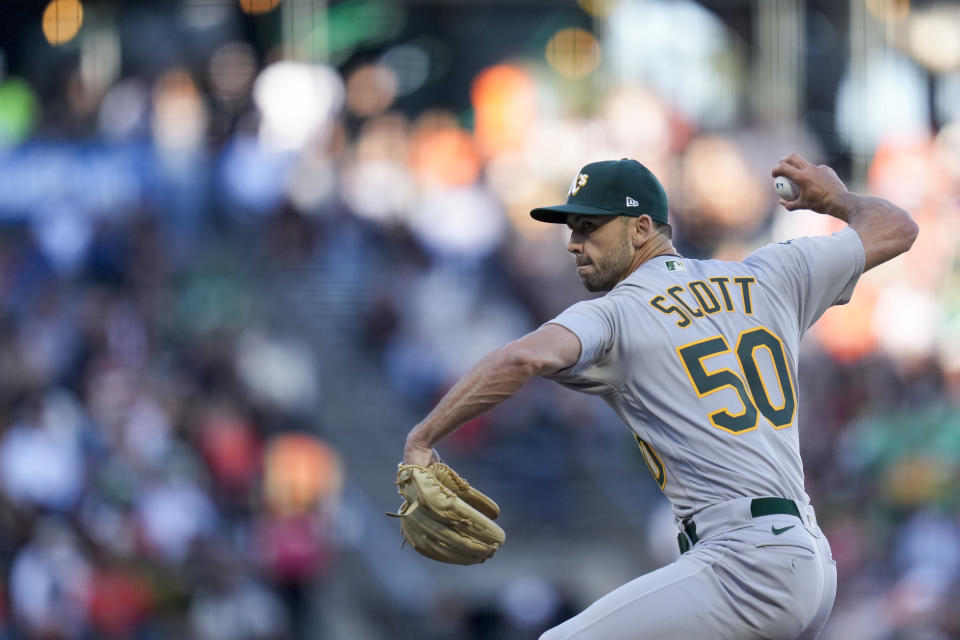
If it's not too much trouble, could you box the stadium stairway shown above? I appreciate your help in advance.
[261,255,667,636]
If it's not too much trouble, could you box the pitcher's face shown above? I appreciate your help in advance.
[566,214,634,292]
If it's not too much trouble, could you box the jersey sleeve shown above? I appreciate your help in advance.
[541,296,623,392]
[744,225,866,334]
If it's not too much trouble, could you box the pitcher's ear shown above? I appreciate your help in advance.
[630,215,653,246]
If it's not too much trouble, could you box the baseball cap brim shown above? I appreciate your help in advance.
[529,203,622,224]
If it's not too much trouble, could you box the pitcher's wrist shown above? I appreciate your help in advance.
[822,190,858,222]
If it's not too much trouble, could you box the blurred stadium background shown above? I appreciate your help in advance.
[0,0,957,638]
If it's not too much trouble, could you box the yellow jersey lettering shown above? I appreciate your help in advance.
[667,285,704,318]
[635,434,666,490]
[653,276,758,327]
[709,276,735,312]
[733,277,756,315]
[689,280,721,314]
[650,295,692,328]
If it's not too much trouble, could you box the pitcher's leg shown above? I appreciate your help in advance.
[795,535,838,640]
[540,529,832,640]
[539,553,741,640]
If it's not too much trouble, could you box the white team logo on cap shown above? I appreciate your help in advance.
[569,172,589,196]
[626,196,639,207]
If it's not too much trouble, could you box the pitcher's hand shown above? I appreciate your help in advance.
[772,154,855,220]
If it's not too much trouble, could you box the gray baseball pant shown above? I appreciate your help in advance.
[539,498,837,640]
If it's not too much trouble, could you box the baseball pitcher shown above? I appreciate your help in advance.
[392,154,917,639]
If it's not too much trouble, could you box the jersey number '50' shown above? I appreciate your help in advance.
[676,327,796,434]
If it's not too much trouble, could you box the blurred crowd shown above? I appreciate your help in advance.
[0,204,347,640]
[0,0,958,639]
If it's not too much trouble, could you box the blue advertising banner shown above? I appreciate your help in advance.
[0,142,152,219]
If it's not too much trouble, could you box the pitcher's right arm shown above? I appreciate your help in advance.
[772,154,918,271]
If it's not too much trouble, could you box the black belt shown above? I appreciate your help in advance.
[677,498,801,554]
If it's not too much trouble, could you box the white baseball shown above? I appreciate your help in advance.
[774,176,799,201]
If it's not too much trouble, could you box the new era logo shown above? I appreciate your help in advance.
[626,196,639,207]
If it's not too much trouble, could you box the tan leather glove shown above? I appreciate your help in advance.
[388,462,505,565]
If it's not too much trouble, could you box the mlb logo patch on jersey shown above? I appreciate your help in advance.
[665,260,685,272]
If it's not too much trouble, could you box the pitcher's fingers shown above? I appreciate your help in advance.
[778,153,810,169]
[772,162,799,179]
[780,198,805,211]
[821,164,841,181]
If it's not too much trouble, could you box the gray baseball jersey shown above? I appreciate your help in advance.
[546,226,865,521]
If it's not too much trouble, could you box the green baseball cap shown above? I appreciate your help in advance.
[530,158,669,224]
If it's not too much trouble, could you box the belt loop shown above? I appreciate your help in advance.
[677,520,699,554]
[798,500,816,529]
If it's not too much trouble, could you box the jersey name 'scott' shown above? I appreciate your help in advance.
[546,227,866,520]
